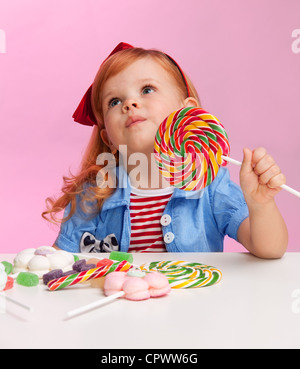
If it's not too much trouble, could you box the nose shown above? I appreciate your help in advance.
[122,98,140,113]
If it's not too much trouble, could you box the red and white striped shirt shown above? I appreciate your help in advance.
[128,187,174,252]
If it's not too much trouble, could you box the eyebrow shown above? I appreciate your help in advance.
[102,78,160,102]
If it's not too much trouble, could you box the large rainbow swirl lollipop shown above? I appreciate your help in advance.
[154,107,300,197]
[154,107,230,191]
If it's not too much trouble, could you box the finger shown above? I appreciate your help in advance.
[240,147,253,175]
[267,173,287,189]
[257,164,281,185]
[253,153,276,176]
[252,147,267,167]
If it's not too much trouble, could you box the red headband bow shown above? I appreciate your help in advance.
[72,42,190,127]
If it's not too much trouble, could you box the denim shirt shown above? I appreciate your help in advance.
[55,166,249,253]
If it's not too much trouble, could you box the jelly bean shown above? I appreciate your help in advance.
[16,272,39,287]
[43,269,63,285]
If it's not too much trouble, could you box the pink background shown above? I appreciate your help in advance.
[0,0,299,254]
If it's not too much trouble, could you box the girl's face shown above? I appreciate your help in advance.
[100,56,197,157]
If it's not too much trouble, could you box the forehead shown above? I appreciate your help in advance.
[102,56,175,94]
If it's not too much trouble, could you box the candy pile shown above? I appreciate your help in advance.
[2,245,223,323]
[140,260,222,288]
[154,107,230,191]
[2,247,225,319]
[104,269,171,301]
[0,247,136,290]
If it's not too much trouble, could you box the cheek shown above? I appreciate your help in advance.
[156,101,182,123]
[105,128,119,146]
[103,113,118,134]
[168,95,185,111]
[105,123,126,148]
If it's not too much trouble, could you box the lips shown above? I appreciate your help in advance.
[126,116,146,128]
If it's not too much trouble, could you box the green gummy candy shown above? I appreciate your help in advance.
[1,261,13,275]
[73,254,79,262]
[109,251,133,263]
[16,272,39,287]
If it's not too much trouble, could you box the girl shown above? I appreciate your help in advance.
[42,42,288,258]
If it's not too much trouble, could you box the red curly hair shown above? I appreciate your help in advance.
[42,47,201,224]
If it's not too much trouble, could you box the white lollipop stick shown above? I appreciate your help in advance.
[65,291,125,319]
[221,155,300,198]
[0,292,33,312]
[221,156,243,167]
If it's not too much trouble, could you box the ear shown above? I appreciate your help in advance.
[100,129,117,154]
[100,128,110,146]
[183,97,200,108]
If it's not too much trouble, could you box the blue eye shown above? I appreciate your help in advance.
[142,85,155,94]
[108,98,121,108]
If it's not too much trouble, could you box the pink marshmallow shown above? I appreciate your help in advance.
[143,271,169,288]
[143,271,171,297]
[103,271,128,296]
[103,270,171,301]
[122,277,150,301]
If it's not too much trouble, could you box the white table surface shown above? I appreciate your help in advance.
[1,252,300,349]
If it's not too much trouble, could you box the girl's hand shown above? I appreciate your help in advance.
[239,147,286,205]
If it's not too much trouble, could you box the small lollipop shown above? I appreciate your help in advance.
[154,107,300,197]
[65,270,170,319]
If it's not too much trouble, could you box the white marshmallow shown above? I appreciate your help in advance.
[12,247,75,279]
[28,255,51,271]
[47,253,70,270]
[13,253,34,269]
[56,250,74,265]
